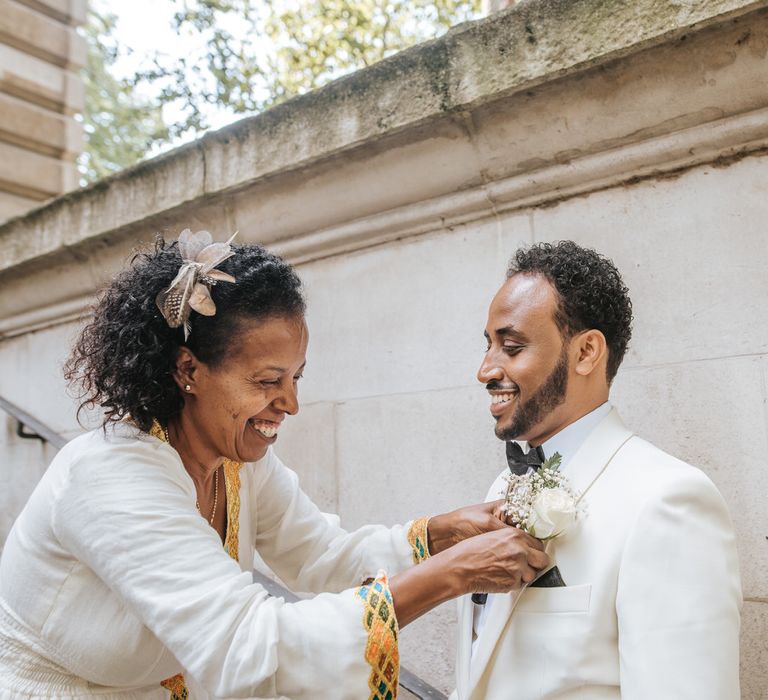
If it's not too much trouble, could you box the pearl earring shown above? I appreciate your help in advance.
[184,384,191,392]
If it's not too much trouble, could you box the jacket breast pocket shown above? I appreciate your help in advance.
[516,583,592,613]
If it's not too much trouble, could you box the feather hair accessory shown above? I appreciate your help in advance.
[156,228,238,339]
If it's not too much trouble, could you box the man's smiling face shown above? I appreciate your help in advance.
[478,273,572,447]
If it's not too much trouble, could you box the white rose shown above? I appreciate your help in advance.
[527,487,577,539]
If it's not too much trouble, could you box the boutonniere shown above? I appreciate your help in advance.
[501,453,580,540]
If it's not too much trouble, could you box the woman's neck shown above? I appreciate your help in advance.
[166,416,224,485]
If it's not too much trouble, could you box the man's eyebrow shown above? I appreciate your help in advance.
[496,325,528,341]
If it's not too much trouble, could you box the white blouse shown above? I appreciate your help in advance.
[0,423,424,699]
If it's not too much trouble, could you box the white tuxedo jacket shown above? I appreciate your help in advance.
[453,409,742,700]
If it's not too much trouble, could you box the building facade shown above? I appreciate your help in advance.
[0,0,85,222]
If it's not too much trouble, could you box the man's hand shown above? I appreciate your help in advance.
[427,500,509,555]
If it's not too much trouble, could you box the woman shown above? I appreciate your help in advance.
[0,231,547,700]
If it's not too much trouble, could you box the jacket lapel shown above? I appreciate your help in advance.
[466,408,633,699]
[561,408,634,505]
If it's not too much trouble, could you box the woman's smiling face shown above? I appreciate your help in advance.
[176,314,308,464]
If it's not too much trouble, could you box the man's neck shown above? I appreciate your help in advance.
[527,388,610,446]
[537,402,611,465]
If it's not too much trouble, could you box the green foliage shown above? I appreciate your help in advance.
[169,0,480,109]
[79,9,171,182]
[81,0,481,182]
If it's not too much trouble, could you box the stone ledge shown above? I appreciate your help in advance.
[0,0,766,274]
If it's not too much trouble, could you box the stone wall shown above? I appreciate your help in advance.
[0,0,85,222]
[0,0,766,696]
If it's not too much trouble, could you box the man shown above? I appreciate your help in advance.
[452,241,742,699]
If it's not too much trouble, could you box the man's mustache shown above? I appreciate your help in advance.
[485,381,518,393]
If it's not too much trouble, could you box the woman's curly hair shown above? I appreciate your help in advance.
[64,237,305,433]
[507,241,633,382]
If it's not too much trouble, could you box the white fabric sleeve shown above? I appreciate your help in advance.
[50,441,394,699]
[616,469,742,699]
[249,449,417,593]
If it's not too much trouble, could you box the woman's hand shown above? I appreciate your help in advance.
[427,500,509,555]
[390,527,548,627]
[442,527,549,595]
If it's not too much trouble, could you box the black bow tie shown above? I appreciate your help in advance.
[506,441,546,475]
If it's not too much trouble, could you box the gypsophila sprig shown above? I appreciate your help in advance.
[501,452,580,540]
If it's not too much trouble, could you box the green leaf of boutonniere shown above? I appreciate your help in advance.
[541,452,563,471]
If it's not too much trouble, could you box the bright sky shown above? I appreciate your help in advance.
[96,0,258,146]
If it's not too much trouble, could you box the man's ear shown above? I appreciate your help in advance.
[173,346,202,394]
[572,329,608,378]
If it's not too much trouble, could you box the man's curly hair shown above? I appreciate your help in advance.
[64,237,305,433]
[507,241,633,383]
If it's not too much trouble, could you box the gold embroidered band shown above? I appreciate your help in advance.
[407,516,430,565]
[356,571,399,700]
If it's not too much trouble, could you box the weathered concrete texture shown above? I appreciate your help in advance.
[613,356,768,600]
[273,401,338,514]
[296,216,521,406]
[483,0,516,12]
[523,157,768,368]
[0,323,80,437]
[0,322,77,545]
[2,0,767,272]
[400,604,457,694]
[0,412,59,552]
[335,385,506,529]
[741,601,768,700]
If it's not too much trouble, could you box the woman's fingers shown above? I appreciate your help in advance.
[511,528,546,551]
[526,547,550,571]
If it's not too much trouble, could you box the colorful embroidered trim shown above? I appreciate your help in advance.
[356,572,399,700]
[407,517,430,565]
[160,674,188,700]
[150,419,242,699]
[223,459,241,560]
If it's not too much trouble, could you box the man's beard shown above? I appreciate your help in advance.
[495,348,569,442]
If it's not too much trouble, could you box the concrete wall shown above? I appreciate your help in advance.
[0,0,85,221]
[0,0,766,696]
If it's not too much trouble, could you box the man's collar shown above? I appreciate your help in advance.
[523,401,612,468]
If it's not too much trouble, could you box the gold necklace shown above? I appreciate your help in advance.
[163,425,219,526]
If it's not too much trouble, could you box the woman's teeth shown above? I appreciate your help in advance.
[491,393,514,405]
[250,420,279,438]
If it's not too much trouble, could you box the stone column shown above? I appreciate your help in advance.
[0,0,86,222]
